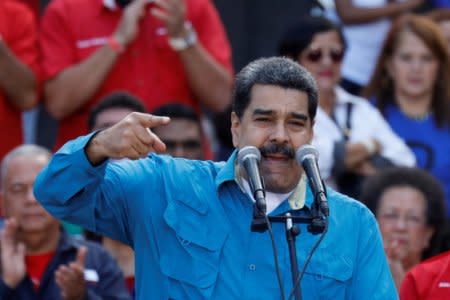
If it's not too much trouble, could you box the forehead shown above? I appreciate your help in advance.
[395,31,430,52]
[4,154,48,183]
[246,84,309,115]
[153,118,201,140]
[309,30,343,48]
[378,186,427,212]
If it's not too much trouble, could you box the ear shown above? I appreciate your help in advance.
[230,112,241,147]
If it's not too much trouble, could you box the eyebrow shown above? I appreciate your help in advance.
[252,109,309,122]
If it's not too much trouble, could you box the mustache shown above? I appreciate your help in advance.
[259,143,295,159]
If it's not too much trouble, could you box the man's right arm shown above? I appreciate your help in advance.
[34,113,170,243]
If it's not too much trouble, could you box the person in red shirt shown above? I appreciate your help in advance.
[0,0,39,160]
[40,0,233,149]
[400,250,450,299]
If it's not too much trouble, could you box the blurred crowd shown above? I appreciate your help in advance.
[1,0,450,299]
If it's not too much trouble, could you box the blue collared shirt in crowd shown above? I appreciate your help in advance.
[34,133,398,300]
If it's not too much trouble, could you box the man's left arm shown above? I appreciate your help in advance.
[351,208,399,299]
[152,0,233,112]
[0,6,38,110]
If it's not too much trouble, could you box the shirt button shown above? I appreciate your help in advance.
[249,264,256,271]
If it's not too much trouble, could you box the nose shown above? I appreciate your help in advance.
[393,216,408,231]
[173,146,187,158]
[270,121,289,144]
[25,187,37,204]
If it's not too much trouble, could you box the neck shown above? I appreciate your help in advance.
[319,88,336,116]
[402,254,422,273]
[395,91,432,120]
[103,238,135,277]
[20,226,60,255]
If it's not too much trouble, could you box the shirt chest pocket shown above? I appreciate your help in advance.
[301,252,353,299]
[159,195,229,293]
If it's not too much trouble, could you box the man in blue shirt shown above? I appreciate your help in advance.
[34,57,398,299]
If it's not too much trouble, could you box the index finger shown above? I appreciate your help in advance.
[136,113,170,128]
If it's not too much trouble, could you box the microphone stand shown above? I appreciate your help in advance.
[286,213,301,300]
[250,201,327,300]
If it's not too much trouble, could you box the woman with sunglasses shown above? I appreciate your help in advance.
[363,15,450,217]
[278,16,415,199]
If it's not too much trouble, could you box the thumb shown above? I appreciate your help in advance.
[75,246,87,267]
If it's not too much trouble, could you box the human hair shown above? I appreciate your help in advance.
[363,15,450,128]
[88,92,147,131]
[152,103,201,124]
[278,16,346,60]
[0,145,52,191]
[232,57,318,121]
[360,167,447,259]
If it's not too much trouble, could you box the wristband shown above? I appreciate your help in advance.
[107,36,125,54]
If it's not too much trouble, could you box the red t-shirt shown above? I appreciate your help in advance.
[0,0,39,160]
[40,0,233,149]
[400,250,450,299]
[25,251,55,290]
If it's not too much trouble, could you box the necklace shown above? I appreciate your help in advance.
[402,110,431,122]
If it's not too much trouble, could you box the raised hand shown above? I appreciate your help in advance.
[86,112,170,164]
[0,218,26,288]
[151,0,186,38]
[113,0,154,47]
[385,239,406,290]
[55,246,87,300]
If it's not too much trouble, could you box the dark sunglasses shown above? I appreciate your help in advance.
[304,48,344,64]
[164,139,202,151]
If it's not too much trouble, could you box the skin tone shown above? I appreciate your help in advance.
[298,30,380,176]
[0,154,87,299]
[231,84,313,193]
[0,35,37,110]
[93,107,136,131]
[86,85,313,193]
[335,0,423,25]
[386,30,439,118]
[45,0,231,119]
[153,118,204,160]
[376,186,434,289]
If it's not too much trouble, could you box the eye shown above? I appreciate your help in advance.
[254,117,271,123]
[398,53,412,62]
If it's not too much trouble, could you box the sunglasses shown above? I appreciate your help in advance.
[164,139,202,151]
[304,47,345,64]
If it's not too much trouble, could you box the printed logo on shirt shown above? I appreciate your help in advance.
[76,37,109,49]
[438,282,450,288]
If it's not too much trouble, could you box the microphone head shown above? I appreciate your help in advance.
[237,146,261,166]
[296,144,319,165]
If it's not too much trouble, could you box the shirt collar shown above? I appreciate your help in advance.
[215,149,313,210]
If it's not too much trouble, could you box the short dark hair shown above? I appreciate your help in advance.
[232,57,318,121]
[360,167,447,259]
[152,103,200,124]
[88,92,147,131]
[278,16,346,60]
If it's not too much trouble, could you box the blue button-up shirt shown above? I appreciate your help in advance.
[34,134,398,299]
